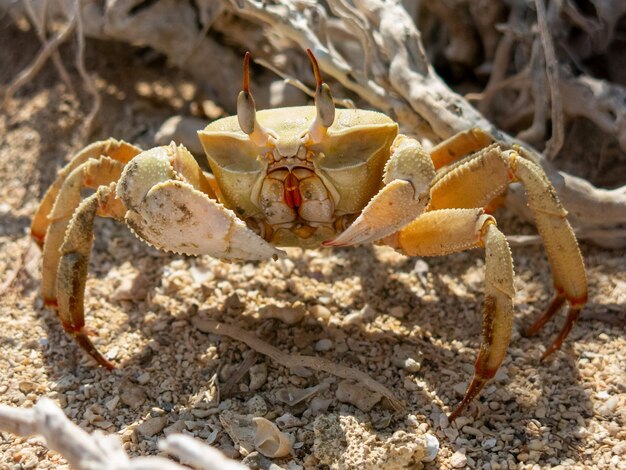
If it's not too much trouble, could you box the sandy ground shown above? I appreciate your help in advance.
[1,18,625,470]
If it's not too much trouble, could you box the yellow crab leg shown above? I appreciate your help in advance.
[325,135,435,246]
[31,139,141,247]
[428,146,588,358]
[429,128,494,170]
[384,208,515,420]
[56,183,126,369]
[40,156,128,308]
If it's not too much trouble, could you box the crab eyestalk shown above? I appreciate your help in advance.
[306,48,335,143]
[237,52,275,148]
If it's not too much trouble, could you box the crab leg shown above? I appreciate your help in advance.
[429,128,494,170]
[31,139,141,247]
[428,146,588,358]
[55,183,126,369]
[39,155,130,308]
[384,208,515,420]
[325,135,435,246]
[117,144,284,260]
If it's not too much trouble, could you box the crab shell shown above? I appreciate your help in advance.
[198,107,398,247]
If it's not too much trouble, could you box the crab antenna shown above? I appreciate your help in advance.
[237,52,273,147]
[306,48,335,143]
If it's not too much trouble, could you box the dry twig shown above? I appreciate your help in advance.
[0,398,247,470]
[192,316,405,411]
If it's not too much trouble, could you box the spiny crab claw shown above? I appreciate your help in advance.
[324,179,429,247]
[118,145,285,260]
[324,135,434,247]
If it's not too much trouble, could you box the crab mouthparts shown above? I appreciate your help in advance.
[284,172,302,209]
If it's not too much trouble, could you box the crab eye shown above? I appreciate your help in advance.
[237,52,275,148]
[306,49,335,143]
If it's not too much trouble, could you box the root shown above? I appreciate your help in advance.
[192,316,405,411]
[2,4,76,107]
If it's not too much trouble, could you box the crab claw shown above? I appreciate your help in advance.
[118,146,285,261]
[324,135,434,247]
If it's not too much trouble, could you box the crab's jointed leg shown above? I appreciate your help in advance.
[384,208,515,420]
[31,139,141,247]
[428,145,588,358]
[37,141,284,368]
[38,149,141,308]
[429,128,494,171]
[325,135,435,246]
[55,183,126,369]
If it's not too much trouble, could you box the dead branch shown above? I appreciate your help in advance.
[0,398,247,470]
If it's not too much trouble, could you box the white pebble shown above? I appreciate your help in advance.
[315,339,334,352]
[450,450,467,468]
[422,433,439,462]
[482,437,497,449]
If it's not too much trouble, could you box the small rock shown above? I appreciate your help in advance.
[482,437,497,449]
[389,306,407,318]
[605,395,619,412]
[310,397,333,415]
[450,450,467,468]
[19,381,36,394]
[164,420,188,436]
[136,416,168,437]
[120,382,147,409]
[404,358,421,372]
[258,302,306,325]
[423,434,440,462]
[112,271,148,301]
[453,381,468,397]
[310,305,331,323]
[105,396,120,411]
[335,380,382,412]
[314,339,334,352]
[246,395,267,417]
[276,413,302,429]
[249,364,268,391]
[224,293,245,313]
[137,372,150,385]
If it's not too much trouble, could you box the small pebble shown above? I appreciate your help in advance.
[136,416,168,437]
[450,450,467,468]
[482,437,497,449]
[137,373,150,385]
[120,383,147,409]
[315,339,334,352]
[335,380,382,412]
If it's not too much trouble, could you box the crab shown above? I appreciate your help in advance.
[31,50,587,420]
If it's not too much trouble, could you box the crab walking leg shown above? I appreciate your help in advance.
[429,128,494,170]
[117,144,284,260]
[40,156,128,308]
[56,183,126,369]
[31,139,141,247]
[386,209,515,420]
[428,147,588,357]
[325,135,435,246]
